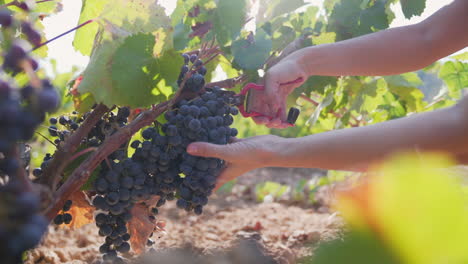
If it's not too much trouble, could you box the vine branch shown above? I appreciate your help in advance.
[205,75,248,89]
[265,33,312,69]
[31,19,94,52]
[40,104,109,191]
[44,102,169,221]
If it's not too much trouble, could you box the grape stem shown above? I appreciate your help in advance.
[31,19,94,52]
[299,94,361,127]
[67,147,98,164]
[12,146,33,192]
[44,102,169,221]
[35,131,57,147]
[205,74,248,89]
[39,104,109,190]
[20,60,41,89]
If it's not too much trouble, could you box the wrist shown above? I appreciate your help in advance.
[285,48,313,77]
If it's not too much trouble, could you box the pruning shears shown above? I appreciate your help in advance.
[229,78,303,127]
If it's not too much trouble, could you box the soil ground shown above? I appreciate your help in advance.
[26,168,346,264]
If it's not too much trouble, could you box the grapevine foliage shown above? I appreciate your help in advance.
[1,0,467,263]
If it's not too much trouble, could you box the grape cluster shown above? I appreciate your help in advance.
[177,53,207,93]
[92,159,150,263]
[45,106,130,148]
[53,200,73,225]
[0,7,59,263]
[168,87,238,214]
[0,183,48,264]
[0,7,59,178]
[33,107,130,182]
[130,96,238,215]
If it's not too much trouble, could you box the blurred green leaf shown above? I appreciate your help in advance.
[257,0,306,25]
[255,181,289,202]
[438,61,468,98]
[111,33,160,108]
[451,52,468,61]
[399,0,426,19]
[303,230,401,264]
[213,0,246,45]
[232,29,272,70]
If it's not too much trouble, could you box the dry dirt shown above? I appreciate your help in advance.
[26,168,345,264]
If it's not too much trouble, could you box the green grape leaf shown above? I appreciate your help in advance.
[384,73,426,112]
[328,0,389,40]
[272,25,296,51]
[156,49,184,85]
[73,92,96,114]
[173,22,191,50]
[74,0,171,56]
[400,0,426,19]
[349,79,387,114]
[111,33,160,108]
[451,52,468,61]
[77,0,174,107]
[356,0,389,35]
[294,76,338,98]
[290,6,319,32]
[34,0,62,14]
[213,0,246,45]
[305,231,401,264]
[73,0,108,56]
[256,0,307,25]
[312,32,336,45]
[438,61,468,98]
[77,29,124,107]
[231,29,272,70]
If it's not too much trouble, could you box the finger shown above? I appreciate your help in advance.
[229,137,241,143]
[187,140,245,161]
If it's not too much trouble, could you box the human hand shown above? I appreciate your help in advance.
[186,135,284,190]
[249,58,307,128]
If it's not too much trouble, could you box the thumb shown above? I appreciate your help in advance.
[187,142,231,160]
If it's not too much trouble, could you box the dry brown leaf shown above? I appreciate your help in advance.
[128,204,155,254]
[62,191,95,229]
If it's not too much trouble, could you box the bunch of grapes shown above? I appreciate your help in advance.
[0,7,60,263]
[178,53,207,93]
[167,86,238,215]
[93,159,152,263]
[130,55,239,215]
[53,200,73,226]
[0,183,48,264]
[33,107,130,182]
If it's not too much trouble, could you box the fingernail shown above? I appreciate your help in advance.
[187,144,198,154]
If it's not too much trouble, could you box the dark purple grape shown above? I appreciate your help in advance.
[63,213,72,224]
[198,66,207,76]
[182,53,190,64]
[0,9,13,27]
[63,200,72,212]
[37,88,60,112]
[22,22,42,46]
[3,41,28,72]
[189,54,198,63]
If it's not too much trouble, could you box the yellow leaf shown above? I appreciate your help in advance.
[337,152,468,264]
[62,191,95,229]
